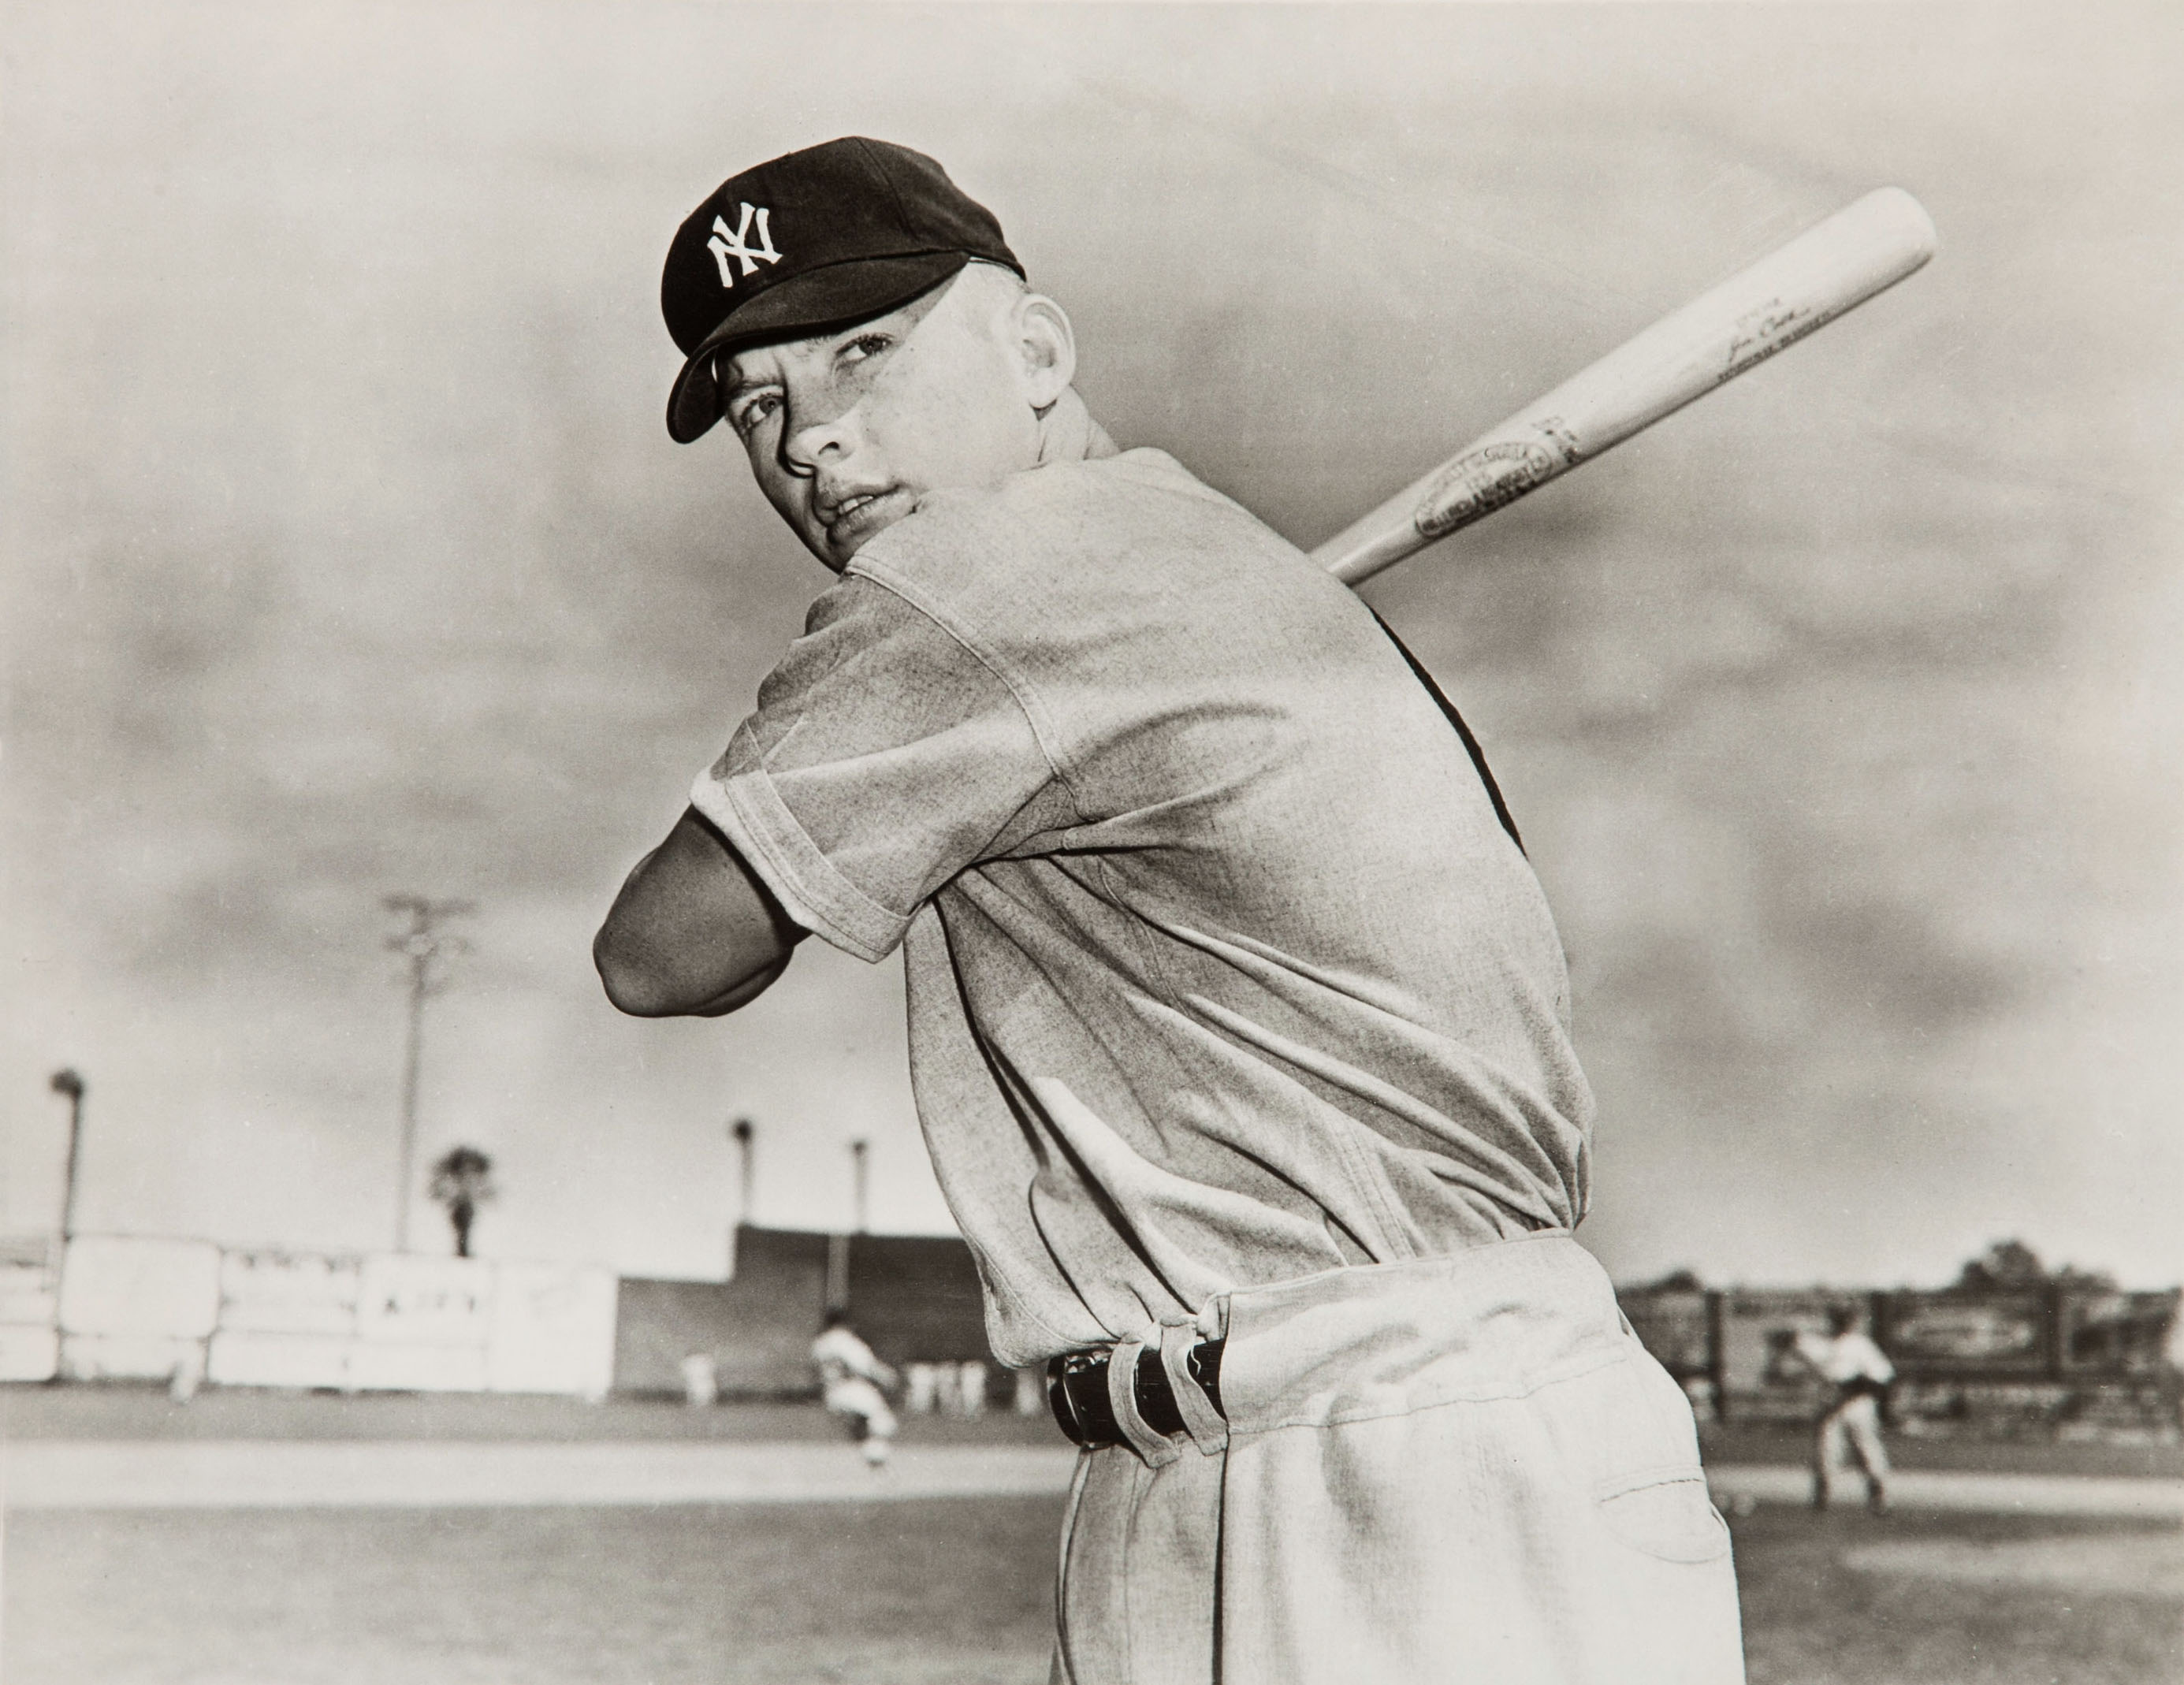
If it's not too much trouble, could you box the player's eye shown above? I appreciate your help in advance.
[836,332,893,367]
[727,390,781,438]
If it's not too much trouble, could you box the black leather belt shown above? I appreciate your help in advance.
[1046,1339,1226,1448]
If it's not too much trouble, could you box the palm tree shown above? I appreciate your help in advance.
[428,1145,497,1258]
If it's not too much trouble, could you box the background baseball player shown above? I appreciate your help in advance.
[1795,1306,1896,1515]
[810,1309,901,1468]
[597,136,1745,1683]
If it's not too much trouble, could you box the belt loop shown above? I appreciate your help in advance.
[1105,1337,1182,1467]
[1159,1322,1228,1455]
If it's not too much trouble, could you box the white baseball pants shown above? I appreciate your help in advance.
[1050,1233,1746,1685]
[1814,1393,1889,1498]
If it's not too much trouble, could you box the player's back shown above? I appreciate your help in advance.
[837,450,1597,1360]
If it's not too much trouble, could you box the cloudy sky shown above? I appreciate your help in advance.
[3,2,2177,1289]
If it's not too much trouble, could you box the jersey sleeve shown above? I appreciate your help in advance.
[691,574,1060,962]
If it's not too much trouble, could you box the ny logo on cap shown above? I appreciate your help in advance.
[709,203,782,288]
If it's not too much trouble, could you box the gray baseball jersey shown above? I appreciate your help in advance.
[694,409,1592,1365]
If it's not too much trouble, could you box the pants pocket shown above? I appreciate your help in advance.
[1594,1462,1732,1564]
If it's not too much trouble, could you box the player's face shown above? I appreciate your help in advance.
[720,270,1054,571]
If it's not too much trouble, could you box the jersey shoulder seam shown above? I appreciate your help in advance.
[844,558,1090,827]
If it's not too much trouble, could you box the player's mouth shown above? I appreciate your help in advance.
[817,485,907,556]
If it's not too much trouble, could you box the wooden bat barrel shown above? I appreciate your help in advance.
[1312,187,1937,587]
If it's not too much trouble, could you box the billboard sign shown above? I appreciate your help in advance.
[1881,1292,2049,1374]
[2059,1289,2179,1375]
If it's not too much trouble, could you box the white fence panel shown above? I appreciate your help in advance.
[347,1341,489,1393]
[219,1251,361,1336]
[486,1263,616,1398]
[207,1330,353,1390]
[27,1239,616,1399]
[60,1332,203,1382]
[0,1260,58,1327]
[355,1255,495,1347]
[0,1323,59,1382]
[59,1237,222,1339]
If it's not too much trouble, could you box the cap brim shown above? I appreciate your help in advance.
[666,251,974,444]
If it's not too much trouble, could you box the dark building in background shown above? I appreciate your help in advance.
[612,1226,990,1397]
[843,1230,988,1369]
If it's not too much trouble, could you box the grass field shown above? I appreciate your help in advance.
[6,1388,2178,1682]
[6,1495,2178,1685]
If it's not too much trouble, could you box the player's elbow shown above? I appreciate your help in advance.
[592,924,685,1017]
[593,923,791,1018]
[593,923,722,1017]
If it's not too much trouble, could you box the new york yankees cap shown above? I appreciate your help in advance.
[660,136,1022,443]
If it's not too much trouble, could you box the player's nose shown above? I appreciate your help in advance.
[778,392,859,477]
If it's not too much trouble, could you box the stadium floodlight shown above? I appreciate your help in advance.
[48,1068,86,1242]
[381,895,475,1252]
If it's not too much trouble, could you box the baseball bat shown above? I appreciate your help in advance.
[1312,187,1937,587]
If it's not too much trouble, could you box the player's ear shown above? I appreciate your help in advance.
[1013,293,1075,411]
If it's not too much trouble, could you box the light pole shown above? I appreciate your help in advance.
[825,1137,871,1317]
[48,1069,85,1244]
[383,895,473,1252]
[727,1116,754,1279]
[730,1117,755,1226]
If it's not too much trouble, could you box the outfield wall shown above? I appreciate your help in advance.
[10,1226,2174,1436]
[0,1235,617,1399]
[0,1242,61,1383]
[2,1226,995,1403]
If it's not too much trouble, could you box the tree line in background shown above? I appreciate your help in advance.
[1638,1238,2124,1296]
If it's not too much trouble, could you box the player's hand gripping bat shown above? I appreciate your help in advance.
[1310,187,1937,586]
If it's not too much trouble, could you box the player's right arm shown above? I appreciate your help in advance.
[609,562,1052,1013]
[593,805,806,1017]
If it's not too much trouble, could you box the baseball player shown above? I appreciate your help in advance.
[597,136,1745,1683]
[811,1309,901,1467]
[1794,1306,1895,1515]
